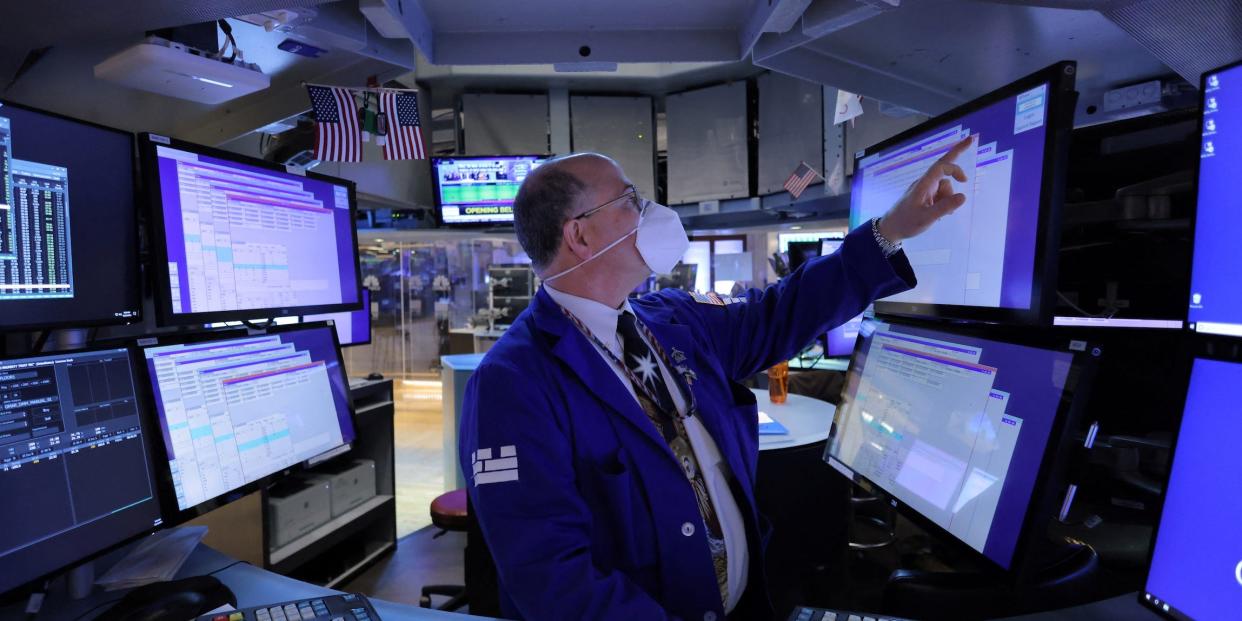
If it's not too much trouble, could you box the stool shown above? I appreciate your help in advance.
[420,489,469,611]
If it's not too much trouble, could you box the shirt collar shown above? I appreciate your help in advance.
[543,284,633,356]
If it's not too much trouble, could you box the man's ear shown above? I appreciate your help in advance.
[562,217,592,261]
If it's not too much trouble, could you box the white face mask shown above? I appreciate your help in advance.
[544,199,689,283]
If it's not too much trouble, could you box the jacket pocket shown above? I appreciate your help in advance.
[580,451,660,573]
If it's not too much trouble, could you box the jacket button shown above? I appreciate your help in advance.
[681,522,695,537]
[704,612,717,621]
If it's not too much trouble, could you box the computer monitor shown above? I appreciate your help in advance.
[1053,108,1197,331]
[1140,350,1242,620]
[778,231,845,254]
[656,263,698,292]
[0,346,163,595]
[432,155,549,226]
[137,323,356,516]
[825,314,863,358]
[0,100,141,331]
[825,318,1097,572]
[850,61,1076,324]
[139,134,363,326]
[787,241,821,273]
[820,237,844,257]
[303,289,372,347]
[1188,60,1242,338]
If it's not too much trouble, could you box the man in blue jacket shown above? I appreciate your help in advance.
[460,137,974,620]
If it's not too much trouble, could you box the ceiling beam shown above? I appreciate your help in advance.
[361,0,436,63]
[738,0,816,58]
[176,56,406,146]
[432,30,739,65]
[754,45,965,114]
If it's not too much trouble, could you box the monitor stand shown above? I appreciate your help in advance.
[94,576,235,621]
[881,539,1100,619]
[67,562,95,599]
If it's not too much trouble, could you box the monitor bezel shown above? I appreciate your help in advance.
[137,133,364,326]
[132,321,359,526]
[825,316,1101,581]
[0,344,165,597]
[430,153,552,228]
[852,60,1078,326]
[1137,334,1232,620]
[0,98,144,332]
[1186,57,1242,340]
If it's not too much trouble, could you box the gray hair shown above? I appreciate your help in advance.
[512,156,590,270]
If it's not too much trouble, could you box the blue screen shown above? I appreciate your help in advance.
[1189,65,1242,336]
[850,81,1051,312]
[152,144,360,319]
[825,314,862,357]
[1143,357,1242,620]
[827,320,1074,569]
[141,326,355,512]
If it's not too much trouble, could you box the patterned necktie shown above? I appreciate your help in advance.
[616,311,729,605]
[617,311,678,440]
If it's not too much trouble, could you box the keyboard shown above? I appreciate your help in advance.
[197,593,380,621]
[788,607,914,621]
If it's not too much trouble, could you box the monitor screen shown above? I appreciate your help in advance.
[142,136,362,325]
[433,155,548,225]
[0,347,162,594]
[787,241,821,273]
[825,314,863,358]
[1142,356,1242,620]
[820,238,844,257]
[0,101,141,330]
[826,319,1089,570]
[304,289,372,347]
[1189,62,1242,338]
[850,62,1074,324]
[140,325,356,513]
[778,231,845,254]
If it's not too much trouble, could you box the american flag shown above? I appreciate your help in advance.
[307,85,361,162]
[783,161,823,199]
[379,90,426,160]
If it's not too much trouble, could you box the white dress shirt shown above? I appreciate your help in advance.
[545,284,749,613]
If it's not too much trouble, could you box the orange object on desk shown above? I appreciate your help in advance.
[767,361,789,404]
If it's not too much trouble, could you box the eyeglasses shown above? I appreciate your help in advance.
[571,185,646,220]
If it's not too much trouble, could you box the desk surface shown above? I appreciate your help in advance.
[448,328,507,339]
[24,542,497,621]
[999,593,1161,620]
[441,353,486,371]
[753,388,835,452]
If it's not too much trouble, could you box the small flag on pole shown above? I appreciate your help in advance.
[379,89,426,160]
[307,85,362,162]
[783,161,823,199]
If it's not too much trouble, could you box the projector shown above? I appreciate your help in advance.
[94,37,270,104]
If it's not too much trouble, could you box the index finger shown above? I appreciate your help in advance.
[938,134,975,166]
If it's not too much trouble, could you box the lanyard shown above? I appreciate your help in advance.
[558,305,698,420]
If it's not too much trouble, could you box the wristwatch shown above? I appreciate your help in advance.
[871,218,902,258]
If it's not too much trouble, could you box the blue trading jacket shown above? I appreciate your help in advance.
[459,222,915,620]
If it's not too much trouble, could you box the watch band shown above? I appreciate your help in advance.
[871,218,902,258]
